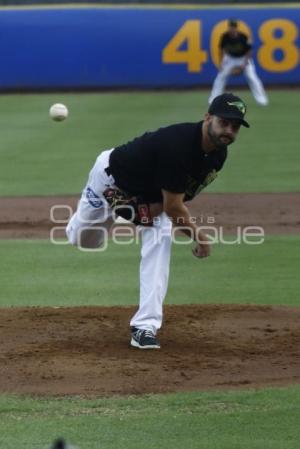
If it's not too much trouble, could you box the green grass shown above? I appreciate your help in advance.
[0,386,300,449]
[0,89,299,195]
[0,235,299,307]
[0,89,299,449]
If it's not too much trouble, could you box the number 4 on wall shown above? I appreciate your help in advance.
[162,20,208,72]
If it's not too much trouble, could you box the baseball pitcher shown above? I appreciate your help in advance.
[66,93,250,349]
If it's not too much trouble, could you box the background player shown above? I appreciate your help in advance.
[209,19,268,106]
[66,93,250,350]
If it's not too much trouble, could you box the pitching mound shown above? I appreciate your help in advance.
[1,304,299,396]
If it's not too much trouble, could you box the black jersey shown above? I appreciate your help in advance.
[107,122,227,203]
[220,31,252,57]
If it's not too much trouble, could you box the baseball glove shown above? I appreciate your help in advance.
[103,187,153,226]
[231,66,244,76]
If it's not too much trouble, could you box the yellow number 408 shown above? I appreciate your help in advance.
[162,19,299,73]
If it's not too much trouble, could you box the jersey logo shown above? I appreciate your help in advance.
[227,101,246,114]
[186,170,218,199]
[86,187,103,208]
[203,170,218,187]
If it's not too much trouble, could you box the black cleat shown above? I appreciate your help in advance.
[131,327,160,349]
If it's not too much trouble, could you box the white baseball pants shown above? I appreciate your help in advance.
[66,149,173,334]
[209,55,269,106]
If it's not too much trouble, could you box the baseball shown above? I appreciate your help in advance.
[49,103,69,121]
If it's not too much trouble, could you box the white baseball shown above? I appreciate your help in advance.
[49,103,69,121]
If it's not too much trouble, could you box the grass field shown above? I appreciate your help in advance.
[0,89,299,195]
[1,387,300,449]
[1,89,299,449]
[0,235,299,308]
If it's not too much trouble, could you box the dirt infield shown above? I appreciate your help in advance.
[1,305,300,396]
[1,193,299,396]
[0,192,299,238]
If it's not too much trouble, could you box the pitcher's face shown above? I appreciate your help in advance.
[206,115,241,147]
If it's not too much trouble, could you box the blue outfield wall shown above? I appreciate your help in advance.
[0,5,299,89]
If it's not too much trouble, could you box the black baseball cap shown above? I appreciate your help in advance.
[208,93,250,128]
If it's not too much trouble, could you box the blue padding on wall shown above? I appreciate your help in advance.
[0,6,299,89]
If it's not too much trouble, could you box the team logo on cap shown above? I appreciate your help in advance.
[227,101,246,114]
